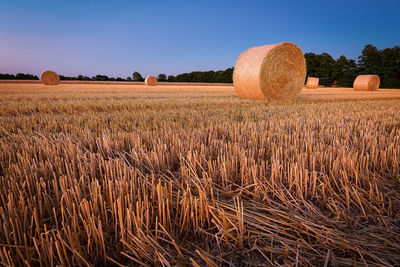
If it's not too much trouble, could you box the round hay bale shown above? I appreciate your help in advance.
[233,42,306,102]
[40,71,60,85]
[145,76,158,86]
[305,77,319,89]
[353,75,380,91]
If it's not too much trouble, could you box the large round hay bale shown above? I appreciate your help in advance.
[353,75,380,91]
[305,77,319,89]
[233,42,306,101]
[40,71,60,85]
[145,76,158,86]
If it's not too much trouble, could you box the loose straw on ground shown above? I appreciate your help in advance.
[145,76,158,86]
[40,71,60,85]
[353,75,380,91]
[233,42,306,102]
[306,77,319,89]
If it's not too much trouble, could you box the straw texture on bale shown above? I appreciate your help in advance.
[353,75,380,91]
[233,42,306,101]
[145,76,158,86]
[306,77,319,89]
[40,71,60,85]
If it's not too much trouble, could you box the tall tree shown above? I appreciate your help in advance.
[132,71,144,81]
[380,46,400,88]
[305,53,336,85]
[334,56,358,87]
[167,75,176,82]
[157,74,167,82]
[318,53,336,85]
[358,44,381,75]
[304,52,320,78]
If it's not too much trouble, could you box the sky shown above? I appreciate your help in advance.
[0,0,399,78]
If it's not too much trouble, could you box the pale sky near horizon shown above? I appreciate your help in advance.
[0,0,399,78]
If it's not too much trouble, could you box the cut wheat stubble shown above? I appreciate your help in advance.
[1,84,400,266]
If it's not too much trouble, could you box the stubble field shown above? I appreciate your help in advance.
[1,83,400,266]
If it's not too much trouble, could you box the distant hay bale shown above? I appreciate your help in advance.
[145,76,158,86]
[306,77,319,89]
[40,71,60,85]
[353,75,380,91]
[233,42,306,102]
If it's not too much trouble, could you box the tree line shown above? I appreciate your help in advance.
[118,69,234,83]
[305,44,400,88]
[0,73,39,80]
[1,44,399,87]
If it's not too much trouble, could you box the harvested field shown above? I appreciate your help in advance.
[1,83,400,266]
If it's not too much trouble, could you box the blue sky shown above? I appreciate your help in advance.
[0,0,399,78]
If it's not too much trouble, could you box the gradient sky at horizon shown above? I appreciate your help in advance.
[0,0,399,78]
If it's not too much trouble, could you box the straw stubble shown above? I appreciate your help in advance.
[1,84,400,266]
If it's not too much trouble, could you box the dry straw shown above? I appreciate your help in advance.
[305,77,319,89]
[1,84,400,266]
[233,42,306,102]
[353,75,380,91]
[40,70,60,85]
[145,76,158,86]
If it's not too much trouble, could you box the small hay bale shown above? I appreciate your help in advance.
[145,76,158,86]
[233,42,306,102]
[306,77,319,89]
[40,70,60,85]
[353,75,380,91]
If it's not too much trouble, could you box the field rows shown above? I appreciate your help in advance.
[1,84,400,266]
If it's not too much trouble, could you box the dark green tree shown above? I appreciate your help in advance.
[167,68,234,83]
[357,44,400,88]
[158,74,167,82]
[318,53,336,85]
[167,75,176,82]
[222,67,234,83]
[305,53,336,85]
[380,46,400,88]
[304,52,320,78]
[12,73,39,80]
[334,56,358,87]
[358,44,381,75]
[94,75,109,81]
[132,71,144,81]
